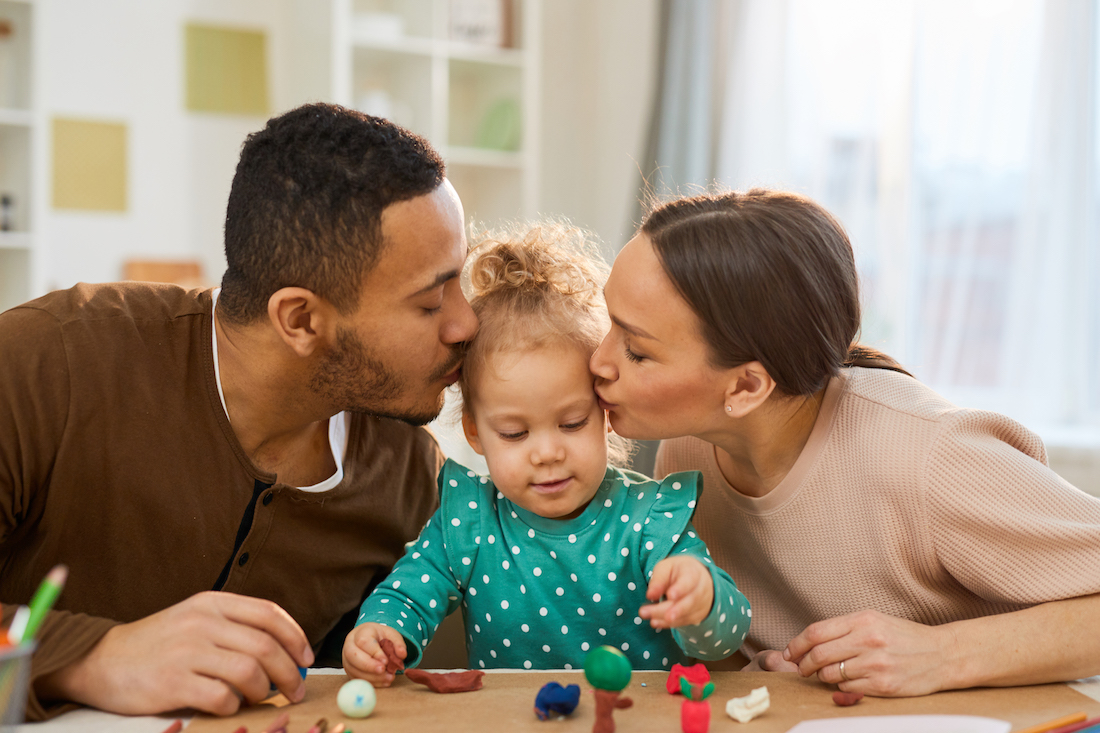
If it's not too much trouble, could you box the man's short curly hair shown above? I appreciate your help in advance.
[218,103,446,324]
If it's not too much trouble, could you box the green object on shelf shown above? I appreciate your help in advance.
[475,97,521,151]
[584,646,632,692]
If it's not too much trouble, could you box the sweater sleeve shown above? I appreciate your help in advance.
[356,511,463,669]
[0,307,125,721]
[926,410,1100,606]
[639,472,751,660]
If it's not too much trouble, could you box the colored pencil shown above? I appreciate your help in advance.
[1016,712,1089,733]
[7,605,29,644]
[1048,716,1100,733]
[21,565,67,641]
[157,720,182,733]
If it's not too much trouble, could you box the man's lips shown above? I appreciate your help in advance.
[531,477,572,494]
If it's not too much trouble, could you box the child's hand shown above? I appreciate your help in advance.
[639,555,714,629]
[342,622,407,687]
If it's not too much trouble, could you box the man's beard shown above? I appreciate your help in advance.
[309,327,461,426]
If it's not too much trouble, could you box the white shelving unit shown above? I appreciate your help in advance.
[0,0,42,312]
[331,0,541,226]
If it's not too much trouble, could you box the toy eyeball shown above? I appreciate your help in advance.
[337,678,377,718]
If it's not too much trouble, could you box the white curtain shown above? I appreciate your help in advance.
[643,0,1100,441]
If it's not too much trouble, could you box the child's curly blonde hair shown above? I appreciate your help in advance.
[457,220,631,466]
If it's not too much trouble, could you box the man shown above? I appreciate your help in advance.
[0,103,477,719]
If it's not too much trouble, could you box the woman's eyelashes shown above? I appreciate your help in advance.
[624,344,646,363]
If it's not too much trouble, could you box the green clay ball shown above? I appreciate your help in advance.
[337,678,377,718]
[584,645,632,691]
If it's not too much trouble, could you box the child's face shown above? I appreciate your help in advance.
[463,342,610,519]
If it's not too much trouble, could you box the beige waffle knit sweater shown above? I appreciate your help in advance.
[656,367,1100,658]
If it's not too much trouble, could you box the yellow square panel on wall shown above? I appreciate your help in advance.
[52,118,128,212]
[186,24,269,115]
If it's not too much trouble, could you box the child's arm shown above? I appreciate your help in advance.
[640,525,751,660]
[348,513,464,672]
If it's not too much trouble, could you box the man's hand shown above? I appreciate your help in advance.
[782,609,954,697]
[342,622,407,687]
[36,591,314,716]
[639,555,714,628]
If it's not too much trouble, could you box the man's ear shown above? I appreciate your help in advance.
[724,360,777,418]
[267,287,332,357]
[462,410,485,456]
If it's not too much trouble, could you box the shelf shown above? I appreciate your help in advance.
[350,33,436,57]
[444,41,524,67]
[0,107,32,127]
[446,146,524,168]
[0,230,30,250]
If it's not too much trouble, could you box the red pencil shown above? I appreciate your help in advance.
[157,721,182,733]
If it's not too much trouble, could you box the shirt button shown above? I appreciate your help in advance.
[238,552,250,566]
[262,493,274,506]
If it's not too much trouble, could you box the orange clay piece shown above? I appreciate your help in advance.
[403,668,485,693]
[832,691,864,706]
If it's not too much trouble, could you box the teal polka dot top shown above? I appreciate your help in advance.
[358,459,751,671]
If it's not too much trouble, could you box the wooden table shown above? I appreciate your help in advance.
[183,671,1100,733]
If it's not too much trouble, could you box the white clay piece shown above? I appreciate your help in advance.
[725,686,770,723]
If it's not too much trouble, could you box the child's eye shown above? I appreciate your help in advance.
[561,418,589,431]
[498,431,527,441]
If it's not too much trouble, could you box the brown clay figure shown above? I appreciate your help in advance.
[832,690,864,706]
[378,638,405,674]
[592,688,634,733]
[403,667,486,693]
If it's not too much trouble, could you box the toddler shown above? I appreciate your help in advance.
[342,223,750,683]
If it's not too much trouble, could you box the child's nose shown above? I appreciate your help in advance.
[532,436,566,465]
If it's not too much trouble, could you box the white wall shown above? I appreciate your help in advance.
[36,0,658,290]
[539,0,660,257]
[37,0,329,293]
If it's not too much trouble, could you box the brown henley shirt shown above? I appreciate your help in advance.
[0,282,442,720]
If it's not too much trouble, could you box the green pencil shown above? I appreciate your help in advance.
[21,565,67,642]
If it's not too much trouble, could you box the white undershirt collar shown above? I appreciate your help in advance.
[211,288,348,493]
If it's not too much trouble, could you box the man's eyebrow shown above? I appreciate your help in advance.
[409,268,461,298]
[611,314,656,340]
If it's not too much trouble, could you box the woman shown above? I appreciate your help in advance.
[591,189,1100,696]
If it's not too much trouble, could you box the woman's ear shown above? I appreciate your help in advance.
[267,287,332,357]
[724,361,777,418]
[462,411,485,455]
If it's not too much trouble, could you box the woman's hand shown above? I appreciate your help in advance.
[640,555,714,628]
[741,649,800,673]
[782,609,955,696]
[342,622,407,687]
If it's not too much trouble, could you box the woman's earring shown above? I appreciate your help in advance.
[725,405,733,413]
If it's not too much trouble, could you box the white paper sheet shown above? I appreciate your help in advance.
[786,715,1011,733]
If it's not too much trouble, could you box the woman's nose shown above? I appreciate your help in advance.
[590,335,617,381]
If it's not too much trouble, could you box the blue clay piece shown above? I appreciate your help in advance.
[534,681,581,720]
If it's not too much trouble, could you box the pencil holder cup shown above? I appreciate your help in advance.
[0,643,34,728]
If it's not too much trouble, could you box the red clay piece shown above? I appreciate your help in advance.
[378,638,405,674]
[592,689,634,733]
[403,667,485,693]
[666,663,710,695]
[681,698,710,733]
[832,690,864,706]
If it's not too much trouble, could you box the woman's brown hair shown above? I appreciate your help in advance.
[642,189,910,396]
